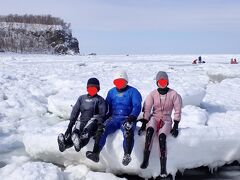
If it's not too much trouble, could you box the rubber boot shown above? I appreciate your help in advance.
[160,157,167,178]
[71,132,81,152]
[122,153,132,166]
[86,143,100,162]
[57,133,66,152]
[140,150,150,169]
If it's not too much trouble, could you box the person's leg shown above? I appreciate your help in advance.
[121,121,136,155]
[98,118,120,150]
[86,117,120,162]
[71,121,86,152]
[140,117,157,169]
[79,118,98,149]
[159,133,167,177]
[120,119,137,166]
[158,122,172,177]
[58,121,85,152]
[72,120,86,135]
[57,133,73,152]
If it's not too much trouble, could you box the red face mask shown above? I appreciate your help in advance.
[87,86,98,96]
[113,79,126,89]
[157,79,168,88]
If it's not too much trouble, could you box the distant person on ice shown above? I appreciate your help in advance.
[192,59,197,64]
[86,70,142,166]
[234,58,238,64]
[198,56,206,63]
[198,56,202,63]
[138,71,182,178]
[57,78,107,152]
[231,58,238,64]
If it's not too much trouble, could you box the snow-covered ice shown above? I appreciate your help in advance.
[0,53,240,179]
[1,161,64,180]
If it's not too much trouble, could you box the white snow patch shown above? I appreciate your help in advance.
[1,53,240,179]
[203,78,240,112]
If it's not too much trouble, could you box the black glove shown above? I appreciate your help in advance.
[96,118,103,125]
[170,120,179,138]
[105,113,111,120]
[65,120,75,138]
[138,118,148,135]
[126,115,137,123]
[122,115,136,131]
[64,128,72,139]
[94,122,105,141]
[97,119,105,133]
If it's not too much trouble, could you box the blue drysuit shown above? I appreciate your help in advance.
[98,85,142,154]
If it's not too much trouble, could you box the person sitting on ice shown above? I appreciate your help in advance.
[192,59,197,64]
[231,58,238,64]
[86,70,142,166]
[233,58,238,64]
[138,71,182,178]
[57,78,107,152]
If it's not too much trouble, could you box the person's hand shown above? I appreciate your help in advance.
[137,118,148,135]
[64,128,71,139]
[170,128,178,137]
[94,123,105,140]
[122,116,135,131]
[97,119,103,126]
[126,115,137,123]
[170,120,179,138]
[97,120,105,133]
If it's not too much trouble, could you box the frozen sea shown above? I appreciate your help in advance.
[0,53,239,180]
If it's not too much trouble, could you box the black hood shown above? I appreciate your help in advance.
[157,87,169,95]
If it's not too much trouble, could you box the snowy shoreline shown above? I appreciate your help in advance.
[0,54,240,179]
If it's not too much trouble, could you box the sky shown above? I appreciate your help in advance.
[1,0,240,54]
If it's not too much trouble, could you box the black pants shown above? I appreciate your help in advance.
[72,119,98,148]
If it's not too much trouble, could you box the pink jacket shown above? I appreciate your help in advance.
[143,88,182,123]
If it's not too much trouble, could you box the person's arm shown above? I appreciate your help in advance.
[137,93,153,135]
[105,90,113,119]
[67,96,81,132]
[173,93,182,122]
[128,88,142,121]
[97,97,107,124]
[143,93,154,121]
[170,92,182,138]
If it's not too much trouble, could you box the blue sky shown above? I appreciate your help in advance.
[1,0,240,54]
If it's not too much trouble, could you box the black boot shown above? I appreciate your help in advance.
[122,153,132,166]
[86,143,100,162]
[140,127,154,169]
[58,132,74,152]
[86,151,99,162]
[57,133,66,152]
[140,150,150,169]
[160,157,168,177]
[158,133,168,177]
[71,132,82,152]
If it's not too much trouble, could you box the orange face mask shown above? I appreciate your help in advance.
[113,79,126,89]
[87,86,98,96]
[157,79,168,88]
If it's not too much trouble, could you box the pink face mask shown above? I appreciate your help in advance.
[157,79,168,88]
[87,86,98,96]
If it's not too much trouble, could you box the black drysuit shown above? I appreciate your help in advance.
[64,94,107,148]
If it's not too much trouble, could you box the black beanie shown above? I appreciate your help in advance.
[87,78,100,90]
